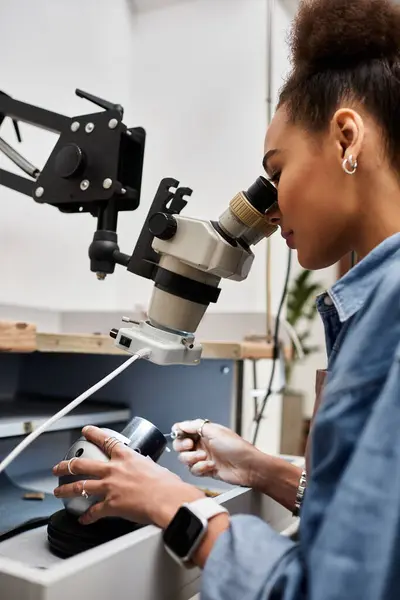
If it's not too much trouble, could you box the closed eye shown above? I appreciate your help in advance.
[269,172,281,186]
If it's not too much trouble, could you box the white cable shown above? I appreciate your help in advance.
[0,348,151,475]
[278,318,305,360]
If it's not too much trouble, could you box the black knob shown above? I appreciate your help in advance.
[148,212,177,240]
[110,328,119,339]
[54,143,86,179]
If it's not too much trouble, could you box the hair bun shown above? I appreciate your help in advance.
[290,0,400,74]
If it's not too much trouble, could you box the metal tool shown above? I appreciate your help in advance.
[164,430,200,442]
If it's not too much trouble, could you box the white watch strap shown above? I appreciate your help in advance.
[186,497,228,521]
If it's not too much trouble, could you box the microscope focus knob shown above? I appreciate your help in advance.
[54,143,86,179]
[148,212,177,240]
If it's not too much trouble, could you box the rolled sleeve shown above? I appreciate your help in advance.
[201,515,303,600]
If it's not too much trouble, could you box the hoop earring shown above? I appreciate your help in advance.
[342,154,358,175]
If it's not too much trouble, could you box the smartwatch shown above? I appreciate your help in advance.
[163,497,228,567]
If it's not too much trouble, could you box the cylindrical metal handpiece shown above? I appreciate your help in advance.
[60,417,167,517]
[121,416,167,462]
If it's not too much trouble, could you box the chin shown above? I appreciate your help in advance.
[297,249,336,271]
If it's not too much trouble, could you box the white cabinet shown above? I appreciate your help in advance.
[0,486,298,600]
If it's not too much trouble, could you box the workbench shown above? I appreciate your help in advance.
[0,319,290,440]
[0,320,297,599]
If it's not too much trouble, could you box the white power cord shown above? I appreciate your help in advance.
[278,318,305,360]
[0,348,151,475]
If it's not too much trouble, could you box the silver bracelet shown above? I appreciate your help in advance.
[293,469,307,517]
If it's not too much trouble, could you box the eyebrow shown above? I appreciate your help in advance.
[262,149,280,174]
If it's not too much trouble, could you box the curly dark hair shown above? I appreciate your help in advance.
[278,0,400,168]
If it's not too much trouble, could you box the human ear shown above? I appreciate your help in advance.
[331,108,365,166]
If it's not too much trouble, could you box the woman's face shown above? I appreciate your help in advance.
[263,106,362,270]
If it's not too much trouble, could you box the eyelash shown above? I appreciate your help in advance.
[269,171,281,185]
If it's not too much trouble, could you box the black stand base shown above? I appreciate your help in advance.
[47,509,143,558]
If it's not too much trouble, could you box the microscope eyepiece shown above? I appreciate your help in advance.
[217,176,279,244]
[244,176,277,213]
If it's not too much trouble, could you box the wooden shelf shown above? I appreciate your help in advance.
[0,321,291,361]
[0,399,130,439]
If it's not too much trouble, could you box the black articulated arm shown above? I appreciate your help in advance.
[0,88,191,280]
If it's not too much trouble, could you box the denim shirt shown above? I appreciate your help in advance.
[202,232,400,600]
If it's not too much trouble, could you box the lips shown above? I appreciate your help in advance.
[281,230,295,249]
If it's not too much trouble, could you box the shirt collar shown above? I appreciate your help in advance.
[325,233,400,322]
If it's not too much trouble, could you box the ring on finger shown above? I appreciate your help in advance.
[104,437,121,457]
[197,419,210,438]
[108,439,121,456]
[103,436,117,453]
[81,480,90,500]
[103,437,112,454]
[68,457,78,475]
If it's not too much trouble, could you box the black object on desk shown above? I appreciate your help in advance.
[47,510,143,558]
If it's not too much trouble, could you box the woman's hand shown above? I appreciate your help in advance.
[172,419,259,487]
[52,425,204,528]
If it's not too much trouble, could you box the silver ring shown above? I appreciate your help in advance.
[197,419,210,438]
[103,436,112,454]
[68,457,78,475]
[81,480,89,500]
[104,437,121,457]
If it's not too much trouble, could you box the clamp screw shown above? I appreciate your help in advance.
[122,316,140,325]
[80,179,90,191]
[182,338,195,350]
[103,178,113,190]
[96,272,107,280]
[108,118,119,130]
[85,122,95,133]
[35,186,44,199]
[70,121,80,132]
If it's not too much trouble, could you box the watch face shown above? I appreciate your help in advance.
[163,507,204,559]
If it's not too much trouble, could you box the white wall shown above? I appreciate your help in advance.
[0,0,289,316]
[0,0,334,417]
[271,0,336,417]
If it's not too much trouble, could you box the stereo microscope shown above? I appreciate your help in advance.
[0,88,279,556]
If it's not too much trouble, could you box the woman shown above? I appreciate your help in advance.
[53,0,400,597]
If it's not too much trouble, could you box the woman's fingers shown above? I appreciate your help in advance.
[53,458,109,478]
[54,478,105,499]
[79,501,110,525]
[178,450,208,466]
[82,426,129,459]
[173,420,203,436]
[172,438,195,452]
[190,461,216,477]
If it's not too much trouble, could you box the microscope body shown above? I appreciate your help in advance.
[111,179,279,366]
[0,89,279,368]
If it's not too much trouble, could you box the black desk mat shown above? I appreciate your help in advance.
[0,473,62,542]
